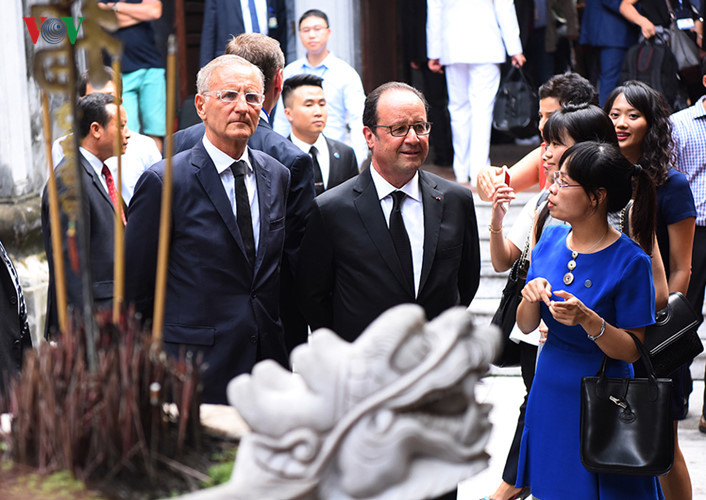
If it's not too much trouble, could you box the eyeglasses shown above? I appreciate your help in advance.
[373,122,432,137]
[553,171,582,189]
[203,90,265,106]
[300,25,328,34]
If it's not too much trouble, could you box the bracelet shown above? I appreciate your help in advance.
[587,318,606,341]
[488,224,503,234]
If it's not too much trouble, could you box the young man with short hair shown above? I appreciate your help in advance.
[282,74,358,195]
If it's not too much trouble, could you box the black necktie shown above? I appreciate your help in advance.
[389,190,414,294]
[231,160,256,267]
[309,146,325,195]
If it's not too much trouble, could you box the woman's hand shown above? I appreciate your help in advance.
[538,320,548,344]
[548,290,591,326]
[490,183,515,230]
[521,278,552,306]
[476,166,505,201]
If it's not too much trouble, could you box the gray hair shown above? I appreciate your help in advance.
[196,54,265,95]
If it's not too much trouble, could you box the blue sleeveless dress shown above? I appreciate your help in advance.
[515,225,663,500]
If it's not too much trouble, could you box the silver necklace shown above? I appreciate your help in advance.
[563,229,609,285]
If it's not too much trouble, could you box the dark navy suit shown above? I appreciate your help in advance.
[199,0,288,68]
[125,142,290,404]
[173,119,315,353]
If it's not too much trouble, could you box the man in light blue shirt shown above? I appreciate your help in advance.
[671,60,706,436]
[273,9,368,167]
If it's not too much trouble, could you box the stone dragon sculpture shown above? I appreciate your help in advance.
[179,304,500,500]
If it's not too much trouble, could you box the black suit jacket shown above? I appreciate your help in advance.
[288,135,359,191]
[0,249,31,396]
[296,167,481,342]
[173,120,315,352]
[125,142,291,404]
[41,153,117,338]
[199,0,287,67]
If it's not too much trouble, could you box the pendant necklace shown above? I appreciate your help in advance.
[564,229,609,286]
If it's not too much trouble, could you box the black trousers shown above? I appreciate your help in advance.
[686,225,706,418]
[502,342,538,485]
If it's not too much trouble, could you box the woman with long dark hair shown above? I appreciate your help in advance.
[604,80,696,500]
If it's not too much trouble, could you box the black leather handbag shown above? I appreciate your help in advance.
[642,292,703,378]
[492,65,538,139]
[490,254,528,367]
[580,332,674,476]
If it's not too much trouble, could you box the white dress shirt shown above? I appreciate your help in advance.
[370,166,425,296]
[53,131,161,205]
[274,52,368,167]
[239,0,268,34]
[79,147,111,195]
[202,136,260,252]
[290,133,330,190]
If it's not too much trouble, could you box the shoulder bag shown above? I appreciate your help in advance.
[643,292,703,377]
[492,65,538,139]
[490,234,529,367]
[580,332,674,476]
[664,0,701,71]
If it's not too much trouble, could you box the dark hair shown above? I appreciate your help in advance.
[701,56,706,79]
[79,66,116,97]
[77,93,115,140]
[362,82,428,129]
[603,80,672,186]
[299,9,329,28]
[225,33,284,93]
[538,72,598,106]
[543,104,617,146]
[560,141,656,254]
[282,74,324,107]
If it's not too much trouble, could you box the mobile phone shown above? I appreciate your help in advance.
[500,166,510,212]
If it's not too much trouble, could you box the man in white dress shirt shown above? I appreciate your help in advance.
[273,9,368,167]
[427,0,525,186]
[282,74,358,195]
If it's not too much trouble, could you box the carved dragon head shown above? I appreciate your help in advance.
[182,305,500,500]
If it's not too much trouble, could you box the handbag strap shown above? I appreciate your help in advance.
[663,0,676,20]
[596,331,659,382]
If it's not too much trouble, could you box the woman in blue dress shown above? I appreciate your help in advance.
[515,141,664,499]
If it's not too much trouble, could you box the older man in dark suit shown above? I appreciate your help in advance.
[126,55,291,404]
[42,93,129,338]
[296,80,479,500]
[173,33,315,353]
[281,74,358,194]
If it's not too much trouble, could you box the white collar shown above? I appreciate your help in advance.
[370,165,421,202]
[202,135,251,175]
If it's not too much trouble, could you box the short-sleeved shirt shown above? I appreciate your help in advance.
[656,167,697,275]
[102,0,164,73]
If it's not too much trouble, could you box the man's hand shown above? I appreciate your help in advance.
[511,54,526,67]
[428,59,444,74]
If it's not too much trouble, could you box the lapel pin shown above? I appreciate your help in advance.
[435,196,441,201]
[334,152,340,158]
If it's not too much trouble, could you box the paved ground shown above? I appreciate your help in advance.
[456,372,705,500]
